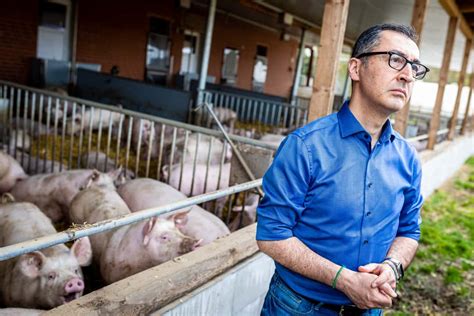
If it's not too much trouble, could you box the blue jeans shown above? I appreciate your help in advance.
[261,272,383,316]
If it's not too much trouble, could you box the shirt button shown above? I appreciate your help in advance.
[367,183,373,188]
[363,240,369,244]
[366,212,372,216]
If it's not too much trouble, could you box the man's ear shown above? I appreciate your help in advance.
[348,57,361,82]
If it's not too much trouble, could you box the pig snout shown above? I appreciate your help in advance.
[63,277,84,302]
[180,237,202,254]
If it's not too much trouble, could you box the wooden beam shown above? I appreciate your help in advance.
[460,71,474,134]
[44,224,259,315]
[439,0,473,39]
[427,16,458,149]
[394,0,430,136]
[448,38,472,139]
[308,0,350,121]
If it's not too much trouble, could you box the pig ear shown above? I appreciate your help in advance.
[142,217,157,246]
[107,166,123,181]
[169,210,190,230]
[19,251,46,278]
[71,237,93,267]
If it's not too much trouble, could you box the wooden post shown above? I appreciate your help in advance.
[448,38,472,139]
[460,72,474,135]
[307,0,350,122]
[427,16,458,150]
[394,0,429,136]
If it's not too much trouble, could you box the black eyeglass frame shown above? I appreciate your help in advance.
[355,51,430,80]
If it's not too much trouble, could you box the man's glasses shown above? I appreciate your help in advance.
[355,51,430,80]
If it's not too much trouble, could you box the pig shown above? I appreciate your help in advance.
[9,168,120,223]
[167,133,232,166]
[41,87,72,124]
[229,192,260,232]
[0,151,28,193]
[162,162,230,196]
[202,107,238,132]
[69,185,199,284]
[117,178,230,246]
[162,162,230,212]
[80,151,134,175]
[10,118,52,137]
[19,152,67,175]
[65,108,123,135]
[125,117,186,159]
[0,198,92,309]
[8,130,31,153]
[259,133,285,148]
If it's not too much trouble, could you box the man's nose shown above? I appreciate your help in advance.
[399,64,415,83]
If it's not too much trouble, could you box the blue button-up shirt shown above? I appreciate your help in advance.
[256,102,423,305]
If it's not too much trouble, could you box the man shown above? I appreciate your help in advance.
[257,23,426,315]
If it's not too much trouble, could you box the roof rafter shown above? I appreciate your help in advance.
[440,0,473,39]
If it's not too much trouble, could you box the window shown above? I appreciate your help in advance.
[37,0,70,61]
[40,1,66,28]
[300,46,316,87]
[252,45,268,92]
[180,32,199,74]
[221,48,239,86]
[145,18,171,84]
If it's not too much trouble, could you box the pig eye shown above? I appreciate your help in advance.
[74,269,78,274]
[48,272,56,280]
[160,235,169,241]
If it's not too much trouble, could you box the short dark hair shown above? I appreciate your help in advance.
[352,24,418,58]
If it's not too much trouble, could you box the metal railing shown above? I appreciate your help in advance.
[0,80,276,234]
[0,179,261,261]
[200,89,308,132]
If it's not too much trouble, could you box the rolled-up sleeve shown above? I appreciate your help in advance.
[397,156,423,241]
[256,134,312,241]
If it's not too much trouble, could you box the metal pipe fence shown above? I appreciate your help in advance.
[0,179,261,261]
[199,89,308,133]
[0,81,275,241]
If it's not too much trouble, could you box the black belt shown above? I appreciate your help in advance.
[315,301,367,316]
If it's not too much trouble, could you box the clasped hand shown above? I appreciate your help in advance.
[343,263,397,309]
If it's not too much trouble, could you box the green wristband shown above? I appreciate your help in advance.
[332,265,345,289]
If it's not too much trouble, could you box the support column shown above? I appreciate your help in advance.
[307,0,350,122]
[196,0,217,107]
[448,38,472,139]
[394,0,429,136]
[427,16,458,150]
[461,71,474,134]
[290,29,306,104]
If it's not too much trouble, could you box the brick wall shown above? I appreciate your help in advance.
[208,14,298,98]
[76,0,182,81]
[0,0,38,84]
[0,0,298,98]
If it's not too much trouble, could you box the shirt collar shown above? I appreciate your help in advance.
[337,100,396,143]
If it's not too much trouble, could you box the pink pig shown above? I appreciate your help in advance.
[10,168,121,223]
[118,178,230,246]
[0,151,28,194]
[0,198,92,309]
[69,185,200,284]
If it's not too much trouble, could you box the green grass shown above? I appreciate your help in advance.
[389,156,474,315]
